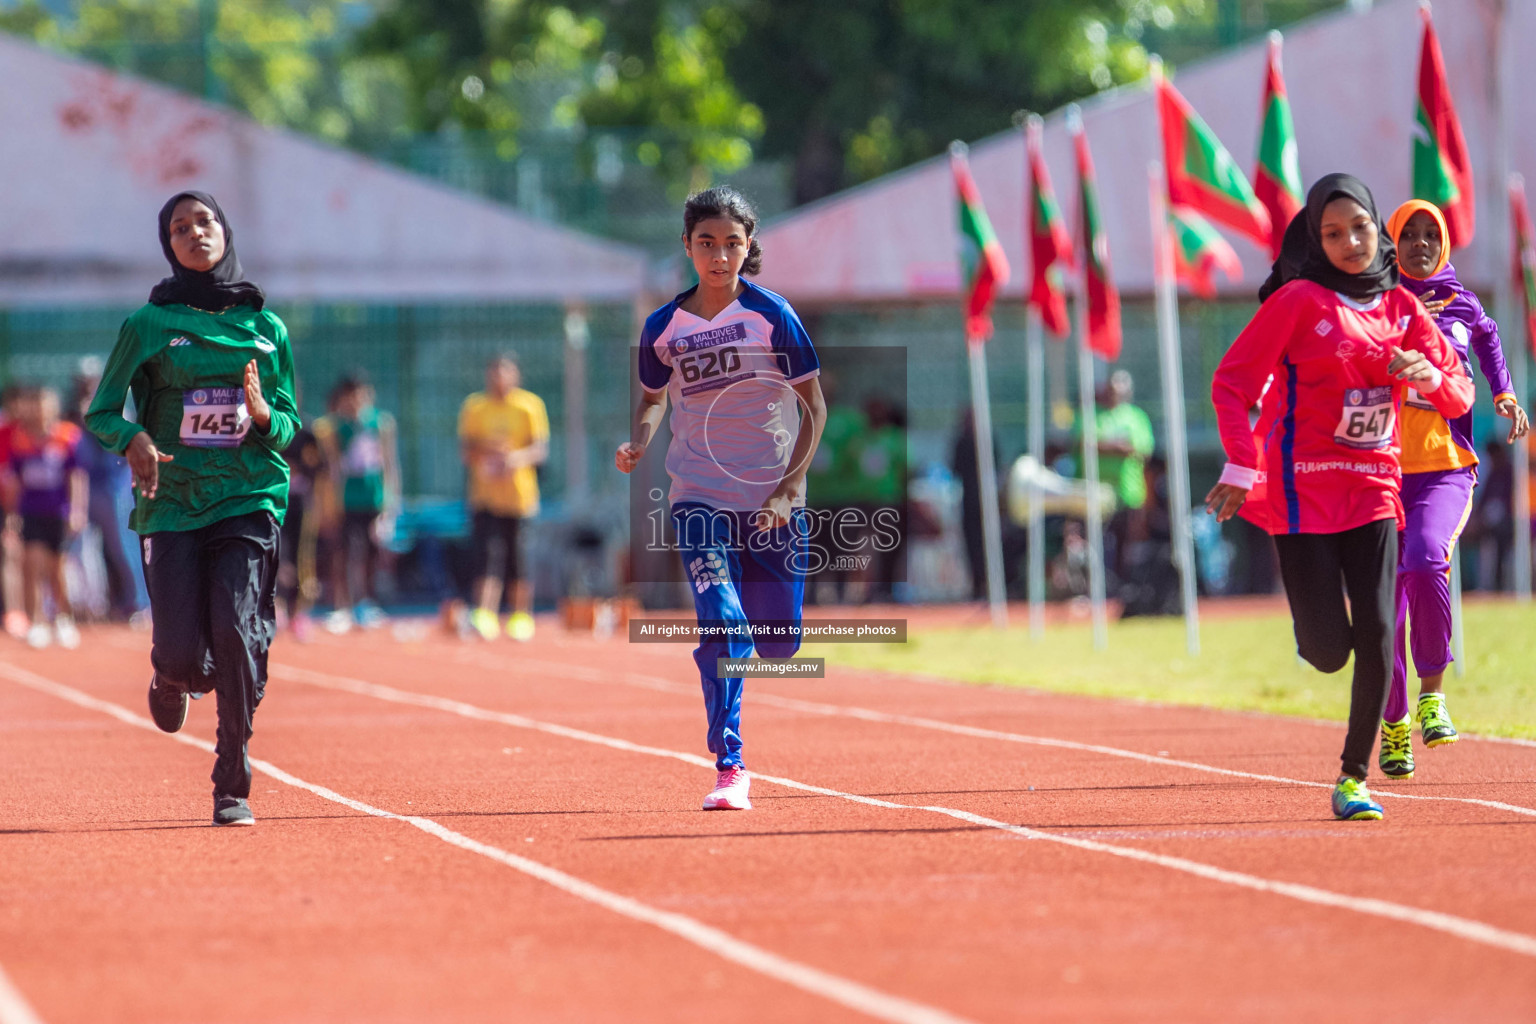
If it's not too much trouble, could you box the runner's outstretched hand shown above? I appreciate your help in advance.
[1495,397,1530,443]
[244,359,271,431]
[1204,482,1247,523]
[127,432,174,500]
[1387,346,1435,385]
[615,441,645,474]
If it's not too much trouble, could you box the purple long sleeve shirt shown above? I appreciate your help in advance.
[1396,264,1517,473]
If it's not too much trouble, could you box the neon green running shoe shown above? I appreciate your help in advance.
[470,607,501,642]
[1331,776,1384,821]
[1416,693,1460,747]
[1378,717,1415,779]
[506,611,535,642]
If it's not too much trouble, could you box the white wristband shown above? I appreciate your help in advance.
[1218,463,1258,489]
[1410,366,1443,394]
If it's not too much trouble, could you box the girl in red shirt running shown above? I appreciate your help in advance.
[1207,174,1473,821]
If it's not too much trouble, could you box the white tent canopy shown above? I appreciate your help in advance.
[756,0,1533,303]
[0,33,648,306]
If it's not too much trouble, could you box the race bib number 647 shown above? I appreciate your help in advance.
[1334,386,1394,450]
[180,387,251,448]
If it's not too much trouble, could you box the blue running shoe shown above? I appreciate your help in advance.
[1332,776,1384,821]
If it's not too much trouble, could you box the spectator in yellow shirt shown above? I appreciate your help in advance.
[458,353,549,641]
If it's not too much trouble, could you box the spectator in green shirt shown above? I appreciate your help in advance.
[1078,369,1155,579]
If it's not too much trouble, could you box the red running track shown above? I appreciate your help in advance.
[1,619,1534,1023]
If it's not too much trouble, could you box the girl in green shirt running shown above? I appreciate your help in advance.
[86,191,300,827]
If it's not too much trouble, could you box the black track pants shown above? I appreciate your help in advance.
[1273,518,1397,781]
[142,511,279,799]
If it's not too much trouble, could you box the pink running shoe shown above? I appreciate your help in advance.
[702,767,751,810]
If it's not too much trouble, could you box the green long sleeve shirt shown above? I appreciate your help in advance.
[86,302,300,534]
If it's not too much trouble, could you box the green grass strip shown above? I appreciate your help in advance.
[808,603,1536,741]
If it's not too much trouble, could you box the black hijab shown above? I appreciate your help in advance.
[1258,173,1398,303]
[148,191,265,312]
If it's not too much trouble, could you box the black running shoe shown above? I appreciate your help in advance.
[147,673,189,733]
[213,794,255,827]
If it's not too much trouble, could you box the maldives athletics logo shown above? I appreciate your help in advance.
[191,390,209,405]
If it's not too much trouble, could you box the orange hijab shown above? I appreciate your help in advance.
[1385,200,1451,280]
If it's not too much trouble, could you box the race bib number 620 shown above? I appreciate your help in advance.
[180,387,251,448]
[1333,386,1394,450]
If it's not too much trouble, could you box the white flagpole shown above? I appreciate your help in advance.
[969,336,1010,629]
[1148,159,1201,656]
[1075,300,1109,650]
[1496,0,1530,600]
[1508,189,1533,599]
[1068,107,1108,650]
[1026,308,1047,638]
[1515,344,1532,601]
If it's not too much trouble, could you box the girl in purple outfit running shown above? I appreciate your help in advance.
[1377,199,1530,778]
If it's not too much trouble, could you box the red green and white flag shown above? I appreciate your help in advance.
[1253,33,1303,259]
[1070,116,1121,360]
[1026,116,1074,338]
[1169,207,1242,300]
[951,144,1010,344]
[1155,58,1271,251]
[1511,174,1536,359]
[1413,3,1475,248]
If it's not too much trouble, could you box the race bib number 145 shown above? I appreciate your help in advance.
[180,387,251,448]
[1334,386,1394,450]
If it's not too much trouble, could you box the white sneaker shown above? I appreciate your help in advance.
[53,616,80,650]
[324,609,354,635]
[702,767,751,810]
[25,623,51,649]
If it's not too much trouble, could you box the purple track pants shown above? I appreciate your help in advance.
[1386,467,1476,722]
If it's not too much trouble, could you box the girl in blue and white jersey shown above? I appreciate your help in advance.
[616,187,826,811]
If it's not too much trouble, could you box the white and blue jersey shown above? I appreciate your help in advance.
[639,281,820,512]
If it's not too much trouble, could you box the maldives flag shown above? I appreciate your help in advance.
[1253,33,1303,259]
[1071,117,1121,360]
[1155,60,1271,251]
[951,144,1010,344]
[1168,207,1242,300]
[1414,5,1474,248]
[1511,175,1536,358]
[1026,116,1074,338]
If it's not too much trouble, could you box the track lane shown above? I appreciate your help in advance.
[9,627,1536,1022]
[0,663,912,1024]
[295,630,1536,936]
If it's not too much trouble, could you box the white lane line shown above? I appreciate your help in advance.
[0,964,46,1024]
[267,663,1536,961]
[449,648,1536,820]
[0,664,974,1024]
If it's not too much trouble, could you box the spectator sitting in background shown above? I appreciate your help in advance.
[853,396,907,604]
[69,364,140,621]
[0,384,24,637]
[314,374,400,633]
[1118,455,1180,618]
[805,371,866,604]
[278,415,327,641]
[1465,438,1511,591]
[1078,369,1155,584]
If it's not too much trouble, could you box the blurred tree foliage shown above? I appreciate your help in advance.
[0,0,1345,204]
[0,0,364,138]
